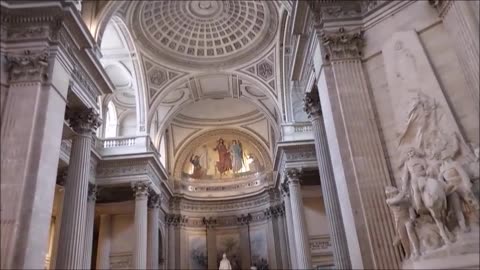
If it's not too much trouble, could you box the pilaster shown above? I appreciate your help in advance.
[83,183,97,269]
[281,182,298,269]
[317,27,401,269]
[96,214,111,269]
[429,0,479,112]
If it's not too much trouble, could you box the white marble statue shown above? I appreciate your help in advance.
[219,253,232,270]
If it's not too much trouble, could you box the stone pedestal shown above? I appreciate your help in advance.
[56,108,101,269]
[132,182,150,269]
[304,90,351,269]
[147,194,160,269]
[402,228,480,269]
[285,168,312,269]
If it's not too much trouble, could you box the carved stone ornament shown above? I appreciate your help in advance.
[281,181,290,197]
[148,194,161,209]
[285,168,302,184]
[131,181,150,198]
[321,27,364,61]
[6,50,50,83]
[87,183,97,201]
[67,108,102,135]
[237,213,253,225]
[165,214,188,227]
[304,89,322,119]
[428,0,452,16]
[202,216,217,228]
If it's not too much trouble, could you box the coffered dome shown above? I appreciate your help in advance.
[130,0,278,68]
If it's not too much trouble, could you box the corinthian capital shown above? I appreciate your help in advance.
[131,181,150,198]
[322,27,364,61]
[67,108,102,135]
[285,168,302,185]
[304,89,322,120]
[148,194,161,209]
[87,183,97,201]
[6,50,50,83]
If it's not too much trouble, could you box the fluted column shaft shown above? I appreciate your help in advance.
[281,186,298,269]
[56,109,101,269]
[96,214,111,269]
[132,182,150,269]
[305,94,351,269]
[431,0,479,112]
[167,220,176,270]
[147,194,160,269]
[319,27,401,268]
[286,169,312,269]
[83,184,96,269]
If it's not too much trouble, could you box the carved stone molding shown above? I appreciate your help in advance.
[285,168,302,185]
[321,27,364,61]
[148,194,161,209]
[131,181,150,199]
[264,204,285,219]
[237,213,253,225]
[5,50,50,83]
[202,216,217,228]
[304,87,322,120]
[165,214,188,227]
[87,183,97,201]
[66,107,102,135]
[428,0,453,17]
[281,181,290,197]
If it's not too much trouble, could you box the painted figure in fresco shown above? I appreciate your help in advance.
[214,138,232,175]
[190,155,204,178]
[230,140,244,173]
[219,253,232,270]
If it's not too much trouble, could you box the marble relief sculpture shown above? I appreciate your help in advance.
[219,253,232,270]
[386,93,479,264]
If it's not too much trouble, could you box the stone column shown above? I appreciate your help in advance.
[304,91,351,269]
[147,194,161,269]
[56,108,102,269]
[167,215,177,270]
[281,183,298,269]
[285,169,312,269]
[317,27,401,268]
[83,184,97,269]
[203,217,217,270]
[1,47,69,269]
[96,214,111,269]
[430,0,479,112]
[132,182,150,269]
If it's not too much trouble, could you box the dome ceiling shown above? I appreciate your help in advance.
[129,0,278,69]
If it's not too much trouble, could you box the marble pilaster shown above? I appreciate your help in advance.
[319,27,401,268]
[147,194,160,269]
[285,169,312,269]
[1,48,69,269]
[430,0,479,112]
[167,216,177,270]
[304,90,351,269]
[56,108,102,269]
[83,183,97,269]
[132,181,150,269]
[281,183,298,269]
[96,214,111,270]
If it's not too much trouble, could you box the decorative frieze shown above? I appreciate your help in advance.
[165,214,188,227]
[5,50,50,83]
[321,27,364,61]
[264,204,285,219]
[66,108,102,135]
[202,217,217,228]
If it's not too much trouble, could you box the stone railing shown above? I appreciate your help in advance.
[94,135,160,157]
[281,122,314,141]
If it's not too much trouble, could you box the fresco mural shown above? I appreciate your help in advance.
[216,233,241,270]
[189,234,207,270]
[182,134,265,180]
[250,228,269,270]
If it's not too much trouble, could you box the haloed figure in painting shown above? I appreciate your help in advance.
[230,140,244,173]
[214,138,232,175]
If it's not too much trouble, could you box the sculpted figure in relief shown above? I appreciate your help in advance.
[399,147,453,246]
[385,186,420,259]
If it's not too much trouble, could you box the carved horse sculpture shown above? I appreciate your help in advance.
[415,176,454,246]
